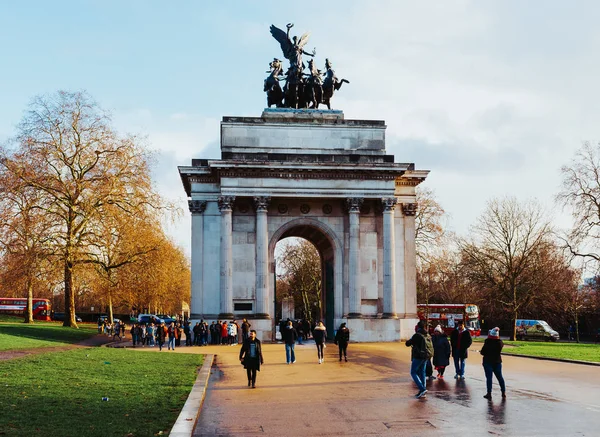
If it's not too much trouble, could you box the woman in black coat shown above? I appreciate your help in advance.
[432,325,451,379]
[239,330,264,388]
[480,327,506,399]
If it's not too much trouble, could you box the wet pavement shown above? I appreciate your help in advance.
[191,341,600,436]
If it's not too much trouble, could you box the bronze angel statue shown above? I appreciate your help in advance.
[266,23,348,109]
[269,23,316,78]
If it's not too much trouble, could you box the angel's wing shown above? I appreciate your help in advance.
[270,25,292,58]
[297,31,311,50]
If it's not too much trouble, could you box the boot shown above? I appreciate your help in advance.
[483,393,492,400]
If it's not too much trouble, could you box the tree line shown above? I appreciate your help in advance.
[275,144,600,341]
[417,142,600,340]
[0,91,190,327]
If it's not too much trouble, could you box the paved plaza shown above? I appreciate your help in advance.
[184,341,600,436]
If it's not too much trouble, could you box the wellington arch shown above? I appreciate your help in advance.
[179,109,429,341]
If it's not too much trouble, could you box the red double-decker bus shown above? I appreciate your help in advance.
[417,303,481,337]
[0,298,51,321]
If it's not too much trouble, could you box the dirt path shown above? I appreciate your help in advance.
[0,333,121,361]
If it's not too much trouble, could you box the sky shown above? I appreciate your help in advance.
[1,1,599,257]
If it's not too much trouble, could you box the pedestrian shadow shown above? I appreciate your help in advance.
[486,398,507,425]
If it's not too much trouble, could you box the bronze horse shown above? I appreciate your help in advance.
[322,58,349,110]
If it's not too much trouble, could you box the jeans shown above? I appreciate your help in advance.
[410,358,427,392]
[316,343,324,359]
[285,343,296,363]
[453,355,466,376]
[483,362,506,393]
[168,337,176,350]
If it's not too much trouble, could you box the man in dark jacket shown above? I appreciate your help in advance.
[406,321,429,398]
[281,320,298,364]
[450,320,472,379]
[334,322,350,362]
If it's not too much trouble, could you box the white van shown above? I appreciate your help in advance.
[515,319,559,342]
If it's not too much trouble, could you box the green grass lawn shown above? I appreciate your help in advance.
[0,347,203,437]
[474,338,600,362]
[0,319,98,350]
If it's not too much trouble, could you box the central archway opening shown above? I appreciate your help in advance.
[273,223,335,337]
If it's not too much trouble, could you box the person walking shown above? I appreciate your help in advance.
[241,318,251,343]
[156,322,167,351]
[334,322,350,362]
[406,320,431,398]
[113,321,121,341]
[313,321,327,364]
[167,322,177,351]
[239,330,264,388]
[432,325,451,379]
[282,320,298,364]
[480,327,506,399]
[450,320,472,379]
[228,320,238,345]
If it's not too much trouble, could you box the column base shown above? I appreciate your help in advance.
[347,313,363,319]
[382,313,398,319]
[253,313,271,320]
[218,313,235,319]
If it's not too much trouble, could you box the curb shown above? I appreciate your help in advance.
[502,352,600,367]
[169,354,215,437]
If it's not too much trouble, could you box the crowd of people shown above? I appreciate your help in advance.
[406,319,506,400]
[99,315,505,399]
[98,317,255,351]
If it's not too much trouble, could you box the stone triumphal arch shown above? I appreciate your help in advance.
[179,109,428,341]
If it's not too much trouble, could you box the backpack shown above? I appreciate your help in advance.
[419,333,434,359]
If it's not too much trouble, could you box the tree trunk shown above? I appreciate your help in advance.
[575,311,580,344]
[511,310,518,341]
[63,260,78,328]
[108,291,114,324]
[24,277,33,324]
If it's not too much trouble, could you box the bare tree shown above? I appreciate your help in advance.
[558,141,600,270]
[415,186,447,265]
[277,239,322,322]
[1,91,161,327]
[459,197,552,340]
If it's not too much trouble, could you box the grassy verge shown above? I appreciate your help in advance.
[0,347,203,437]
[0,320,98,350]
[473,338,600,362]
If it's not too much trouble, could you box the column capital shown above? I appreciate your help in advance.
[253,196,271,212]
[381,197,397,212]
[188,199,207,214]
[401,202,417,216]
[218,196,236,212]
[345,197,364,213]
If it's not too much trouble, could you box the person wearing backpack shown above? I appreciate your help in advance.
[406,320,433,398]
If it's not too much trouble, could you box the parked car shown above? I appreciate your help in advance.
[159,315,176,325]
[52,312,83,323]
[516,319,560,342]
[97,315,122,324]
[137,314,163,325]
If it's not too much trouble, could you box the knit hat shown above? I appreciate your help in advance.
[488,327,500,338]
[434,325,443,334]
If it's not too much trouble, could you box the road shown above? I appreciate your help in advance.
[192,341,600,436]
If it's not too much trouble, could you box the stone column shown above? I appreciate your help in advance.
[254,196,271,319]
[218,196,235,319]
[402,202,418,318]
[189,200,207,318]
[346,197,363,318]
[382,197,398,318]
